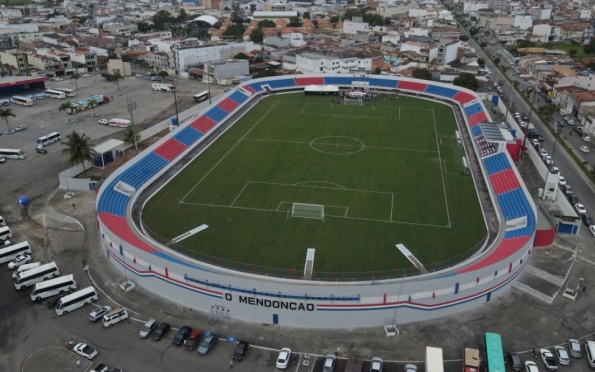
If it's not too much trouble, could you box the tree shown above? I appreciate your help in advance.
[231,2,243,24]
[480,42,487,47]
[453,73,478,91]
[303,11,311,19]
[477,58,485,68]
[538,104,557,123]
[569,49,577,57]
[111,72,124,90]
[234,52,249,60]
[0,108,16,128]
[459,34,469,41]
[342,8,361,21]
[137,21,152,33]
[88,98,98,117]
[70,73,80,90]
[330,15,340,23]
[373,67,381,75]
[61,131,97,174]
[250,27,264,43]
[59,101,74,122]
[223,23,245,38]
[384,17,392,26]
[153,10,172,31]
[122,127,141,152]
[362,13,384,27]
[587,61,595,70]
[157,70,168,77]
[584,39,595,55]
[253,69,279,78]
[140,60,150,72]
[176,8,188,24]
[258,19,276,28]
[120,54,133,62]
[517,39,535,48]
[288,17,302,27]
[493,57,501,65]
[412,68,432,80]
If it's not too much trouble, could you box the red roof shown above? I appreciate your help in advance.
[0,76,49,89]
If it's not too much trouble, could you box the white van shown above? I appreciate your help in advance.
[102,306,129,327]
[0,226,13,241]
[12,262,41,279]
[585,341,595,368]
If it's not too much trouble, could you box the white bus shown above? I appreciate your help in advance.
[0,148,26,159]
[108,118,131,128]
[54,87,76,97]
[0,226,13,241]
[45,89,66,99]
[193,91,209,103]
[14,262,59,290]
[30,274,77,301]
[55,286,98,315]
[36,132,61,147]
[13,262,40,279]
[0,241,32,265]
[12,95,33,106]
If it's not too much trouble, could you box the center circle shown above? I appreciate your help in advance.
[310,136,365,155]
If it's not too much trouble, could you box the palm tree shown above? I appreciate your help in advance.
[111,72,124,90]
[61,131,97,174]
[0,108,16,128]
[70,73,80,90]
[59,101,74,123]
[88,99,98,117]
[122,127,141,153]
[140,60,150,72]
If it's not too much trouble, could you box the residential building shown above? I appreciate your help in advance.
[531,24,562,43]
[28,54,56,76]
[514,15,533,30]
[290,52,372,74]
[343,18,370,35]
[205,59,249,83]
[262,3,292,11]
[147,51,170,71]
[172,41,255,77]
[0,50,30,75]
[252,11,297,21]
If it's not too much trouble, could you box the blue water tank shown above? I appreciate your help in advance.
[492,95,499,104]
[171,117,178,126]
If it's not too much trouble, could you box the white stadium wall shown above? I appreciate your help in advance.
[96,75,536,328]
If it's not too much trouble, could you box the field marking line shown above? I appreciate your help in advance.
[275,100,429,111]
[180,101,280,202]
[390,193,394,222]
[300,102,309,114]
[230,181,251,207]
[432,108,452,227]
[242,137,438,153]
[250,180,394,196]
[344,207,349,217]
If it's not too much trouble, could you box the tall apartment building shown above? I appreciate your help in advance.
[0,51,30,75]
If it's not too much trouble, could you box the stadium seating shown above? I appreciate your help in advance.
[497,188,530,221]
[246,82,264,93]
[154,138,188,162]
[397,80,428,92]
[229,91,249,104]
[173,126,204,147]
[475,135,497,157]
[266,78,297,90]
[468,112,489,127]
[97,187,129,217]
[484,153,510,175]
[424,85,459,98]
[119,152,169,189]
[244,85,257,94]
[464,102,484,116]
[453,91,476,105]
[472,125,483,137]
[99,212,159,253]
[190,116,217,134]
[490,169,521,195]
[323,76,356,86]
[204,106,229,123]
[296,77,324,86]
[218,98,240,113]
[369,78,398,88]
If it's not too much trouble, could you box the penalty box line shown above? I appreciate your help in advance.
[276,201,349,218]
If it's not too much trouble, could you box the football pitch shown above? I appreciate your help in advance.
[142,93,487,277]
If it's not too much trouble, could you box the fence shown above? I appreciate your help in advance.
[58,161,96,191]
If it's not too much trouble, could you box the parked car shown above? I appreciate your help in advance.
[582,214,594,226]
[550,167,559,174]
[521,113,529,121]
[584,135,592,142]
[98,119,108,125]
[568,339,582,358]
[580,146,590,153]
[232,340,249,361]
[0,155,4,163]
[109,368,122,372]
[564,185,574,195]
[7,254,32,269]
[574,126,583,135]
[557,120,565,127]
[152,323,171,341]
[15,125,26,132]
[5,128,15,134]
[544,156,553,165]
[82,73,91,78]
[73,343,98,360]
[574,203,587,215]
[532,139,540,148]
[36,147,47,154]
[589,225,595,238]
[172,325,192,346]
[371,357,385,372]
[554,346,570,366]
[568,195,579,205]
[540,349,558,371]
[558,176,566,186]
[89,306,112,322]
[139,319,157,338]
[184,329,203,350]
[197,333,218,355]
[507,352,523,371]
[276,348,292,369]
[323,354,337,372]
[540,149,548,157]
[91,364,109,372]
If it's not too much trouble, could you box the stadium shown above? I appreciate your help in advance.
[96,75,536,328]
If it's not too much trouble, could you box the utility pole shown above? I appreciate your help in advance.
[520,91,538,158]
[127,95,138,153]
[206,61,212,104]
[172,80,180,126]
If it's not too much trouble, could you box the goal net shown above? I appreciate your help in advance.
[292,203,324,220]
[343,98,363,106]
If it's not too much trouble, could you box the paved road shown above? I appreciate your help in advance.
[460,25,595,217]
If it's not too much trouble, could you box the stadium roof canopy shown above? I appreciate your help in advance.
[189,15,218,25]
[304,85,339,93]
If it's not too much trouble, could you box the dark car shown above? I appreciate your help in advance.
[507,352,523,371]
[582,214,593,226]
[197,333,218,355]
[521,113,529,121]
[152,323,171,341]
[574,126,584,135]
[557,120,565,127]
[568,195,579,205]
[36,147,47,154]
[172,325,192,346]
[184,329,203,351]
[233,340,250,361]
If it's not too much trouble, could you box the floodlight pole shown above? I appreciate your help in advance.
[126,92,138,153]
[172,80,180,126]
[520,91,537,158]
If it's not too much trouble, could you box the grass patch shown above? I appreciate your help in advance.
[142,94,486,277]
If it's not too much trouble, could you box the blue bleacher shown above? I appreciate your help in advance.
[119,153,169,189]
[465,102,483,116]
[174,127,203,147]
[424,85,459,98]
[323,77,356,86]
[370,78,398,88]
[472,125,483,137]
[204,106,229,123]
[97,185,130,216]
[229,91,248,104]
[247,82,264,92]
[497,188,527,221]
[483,153,511,175]
[266,79,296,90]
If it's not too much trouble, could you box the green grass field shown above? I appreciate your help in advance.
[142,93,487,277]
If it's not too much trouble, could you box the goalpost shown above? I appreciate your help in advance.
[291,203,325,220]
[343,98,363,106]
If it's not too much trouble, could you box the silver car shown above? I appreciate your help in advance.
[139,318,157,338]
[371,357,384,372]
[554,345,570,365]
[568,339,581,358]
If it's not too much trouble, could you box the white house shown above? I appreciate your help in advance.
[580,9,592,19]
[514,15,533,30]
[342,20,370,34]
[292,52,372,74]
